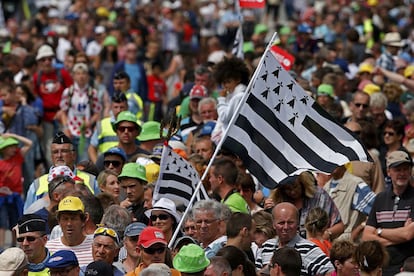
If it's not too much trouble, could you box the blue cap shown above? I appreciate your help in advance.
[298,23,312,34]
[104,147,127,161]
[45,250,78,268]
[124,222,146,237]
[199,121,216,137]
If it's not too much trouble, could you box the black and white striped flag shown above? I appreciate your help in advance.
[232,26,244,59]
[223,47,371,189]
[153,145,209,210]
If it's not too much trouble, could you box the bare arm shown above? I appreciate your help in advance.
[377,67,414,90]
[3,133,33,157]
[362,225,398,246]
[88,144,98,164]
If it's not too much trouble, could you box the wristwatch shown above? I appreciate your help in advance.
[376,228,383,236]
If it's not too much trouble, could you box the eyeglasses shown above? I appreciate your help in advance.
[184,225,196,231]
[143,246,166,255]
[354,103,369,109]
[117,126,137,133]
[51,149,74,155]
[48,266,76,276]
[104,160,122,168]
[150,214,171,221]
[384,131,395,136]
[94,227,120,245]
[195,219,218,226]
[17,236,40,243]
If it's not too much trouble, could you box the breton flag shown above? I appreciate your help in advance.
[153,145,209,210]
[232,26,244,59]
[222,46,371,189]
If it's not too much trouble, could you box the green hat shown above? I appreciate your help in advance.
[138,121,161,142]
[173,244,210,273]
[254,24,268,35]
[118,163,147,182]
[113,111,141,132]
[103,35,117,47]
[279,26,291,36]
[317,84,334,97]
[0,137,19,150]
[243,42,254,53]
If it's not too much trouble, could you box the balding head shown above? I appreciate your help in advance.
[272,202,299,246]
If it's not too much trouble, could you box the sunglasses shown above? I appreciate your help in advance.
[117,126,137,133]
[150,214,171,221]
[104,160,122,168]
[384,131,395,136]
[143,246,166,255]
[17,236,39,242]
[354,103,369,109]
[94,227,120,245]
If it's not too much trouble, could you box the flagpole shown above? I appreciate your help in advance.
[169,33,279,248]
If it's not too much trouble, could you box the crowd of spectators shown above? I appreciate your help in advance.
[0,0,414,275]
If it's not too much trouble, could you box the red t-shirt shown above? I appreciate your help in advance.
[147,75,167,102]
[0,149,24,194]
[33,68,73,122]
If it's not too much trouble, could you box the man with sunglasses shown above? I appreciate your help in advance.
[17,214,50,276]
[126,226,180,276]
[102,147,127,175]
[110,111,150,161]
[88,93,128,164]
[80,227,123,276]
[343,90,371,123]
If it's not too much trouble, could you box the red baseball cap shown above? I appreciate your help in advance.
[189,85,208,99]
[137,226,167,248]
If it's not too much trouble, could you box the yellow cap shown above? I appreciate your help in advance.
[58,196,84,213]
[404,65,414,78]
[362,83,381,95]
[145,163,160,184]
[358,63,374,74]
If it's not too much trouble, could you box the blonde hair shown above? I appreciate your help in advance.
[304,207,329,236]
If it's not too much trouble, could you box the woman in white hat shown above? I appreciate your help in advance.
[145,198,182,243]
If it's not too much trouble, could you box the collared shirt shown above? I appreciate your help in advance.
[255,234,334,275]
[366,185,414,270]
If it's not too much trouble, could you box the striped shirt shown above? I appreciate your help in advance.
[46,235,94,266]
[255,235,334,275]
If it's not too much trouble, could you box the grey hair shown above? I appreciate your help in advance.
[100,205,132,241]
[370,92,387,109]
[192,199,223,220]
[140,263,171,276]
[404,99,414,117]
[197,97,217,113]
[208,256,232,275]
